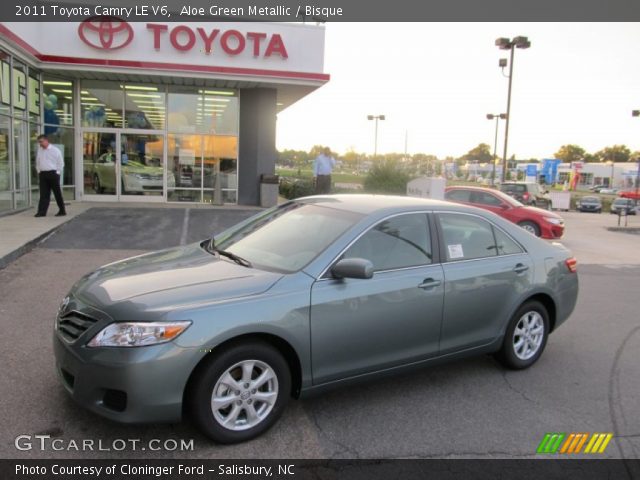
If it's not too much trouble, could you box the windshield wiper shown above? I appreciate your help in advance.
[204,239,252,268]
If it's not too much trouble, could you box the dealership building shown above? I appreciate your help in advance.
[0,20,328,215]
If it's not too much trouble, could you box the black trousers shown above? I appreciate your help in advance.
[37,171,66,215]
[315,174,332,194]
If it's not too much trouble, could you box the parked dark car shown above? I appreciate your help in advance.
[53,195,578,444]
[576,196,602,213]
[499,182,551,209]
[610,197,637,215]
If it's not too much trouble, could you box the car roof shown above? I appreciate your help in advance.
[295,194,470,215]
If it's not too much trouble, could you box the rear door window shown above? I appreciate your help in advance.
[438,213,523,260]
[438,213,497,261]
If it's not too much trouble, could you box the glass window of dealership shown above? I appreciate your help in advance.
[0,49,241,215]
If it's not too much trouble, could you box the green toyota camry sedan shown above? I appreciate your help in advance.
[53,195,579,443]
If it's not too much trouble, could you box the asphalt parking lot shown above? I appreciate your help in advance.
[0,207,638,459]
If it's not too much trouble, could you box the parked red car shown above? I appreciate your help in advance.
[445,186,565,239]
[619,190,640,201]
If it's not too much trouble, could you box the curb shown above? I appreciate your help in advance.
[0,223,65,271]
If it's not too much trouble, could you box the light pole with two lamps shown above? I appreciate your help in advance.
[495,36,531,182]
[367,114,385,159]
[486,113,507,185]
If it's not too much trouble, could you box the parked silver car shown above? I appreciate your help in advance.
[54,195,579,443]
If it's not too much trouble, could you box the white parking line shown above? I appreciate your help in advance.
[180,208,191,246]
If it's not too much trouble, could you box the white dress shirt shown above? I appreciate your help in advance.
[36,144,64,174]
[313,154,336,176]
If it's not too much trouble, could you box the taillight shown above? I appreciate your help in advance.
[565,257,577,273]
[523,192,530,200]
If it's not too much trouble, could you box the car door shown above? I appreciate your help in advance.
[310,212,444,385]
[436,212,533,354]
[469,190,510,216]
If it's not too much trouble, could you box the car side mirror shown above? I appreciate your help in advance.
[331,258,374,280]
[500,203,510,210]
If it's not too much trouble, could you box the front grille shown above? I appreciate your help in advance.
[58,312,99,342]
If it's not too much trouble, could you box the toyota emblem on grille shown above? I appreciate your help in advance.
[78,16,134,50]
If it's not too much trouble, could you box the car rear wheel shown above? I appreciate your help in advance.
[495,300,549,369]
[188,341,291,444]
[93,174,103,194]
[518,221,541,237]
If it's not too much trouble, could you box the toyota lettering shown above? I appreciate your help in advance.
[146,24,288,57]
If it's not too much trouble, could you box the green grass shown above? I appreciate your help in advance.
[276,168,364,185]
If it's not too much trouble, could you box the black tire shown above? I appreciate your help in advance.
[93,174,104,194]
[518,220,541,237]
[495,300,550,370]
[187,341,291,444]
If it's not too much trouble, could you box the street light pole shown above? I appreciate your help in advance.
[495,36,531,182]
[487,113,507,186]
[502,46,515,182]
[633,110,640,202]
[367,114,385,159]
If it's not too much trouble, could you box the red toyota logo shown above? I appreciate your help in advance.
[78,16,133,50]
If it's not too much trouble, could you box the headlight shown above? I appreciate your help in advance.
[87,321,191,347]
[543,217,563,225]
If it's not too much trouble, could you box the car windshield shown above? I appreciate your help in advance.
[211,202,363,273]
[614,199,631,205]
[582,197,599,203]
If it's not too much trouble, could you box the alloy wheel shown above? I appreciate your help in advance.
[211,360,278,431]
[512,311,544,360]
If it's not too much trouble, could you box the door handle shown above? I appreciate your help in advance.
[418,278,441,290]
[513,263,529,274]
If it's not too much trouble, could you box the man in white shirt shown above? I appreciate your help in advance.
[313,147,336,194]
[35,134,66,217]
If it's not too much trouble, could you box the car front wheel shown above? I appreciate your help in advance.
[495,300,549,369]
[188,341,291,444]
[518,220,541,237]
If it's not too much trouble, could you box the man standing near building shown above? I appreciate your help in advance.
[313,147,336,194]
[35,134,66,217]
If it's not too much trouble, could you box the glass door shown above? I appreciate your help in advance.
[82,131,166,200]
[120,133,165,199]
[82,131,118,198]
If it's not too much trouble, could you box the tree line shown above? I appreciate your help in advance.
[277,143,640,171]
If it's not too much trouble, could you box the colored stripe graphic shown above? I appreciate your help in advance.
[539,433,614,454]
[584,433,613,454]
[560,433,589,453]
[537,433,566,454]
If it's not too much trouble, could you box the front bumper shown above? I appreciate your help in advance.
[53,331,203,424]
[541,223,564,239]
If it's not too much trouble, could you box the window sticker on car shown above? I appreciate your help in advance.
[448,244,464,259]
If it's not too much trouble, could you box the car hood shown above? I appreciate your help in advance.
[519,205,562,219]
[72,243,283,312]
